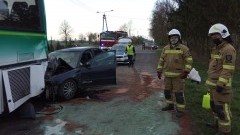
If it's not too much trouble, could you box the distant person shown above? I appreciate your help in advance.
[206,23,236,135]
[157,29,193,118]
[142,43,145,50]
[125,41,135,67]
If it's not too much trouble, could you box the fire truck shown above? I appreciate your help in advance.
[99,31,128,50]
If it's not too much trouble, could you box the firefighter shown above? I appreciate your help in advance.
[125,41,135,67]
[206,23,236,135]
[157,29,193,117]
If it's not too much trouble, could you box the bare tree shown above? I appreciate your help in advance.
[86,32,98,44]
[118,20,133,36]
[59,20,73,46]
[78,33,86,42]
[119,24,128,32]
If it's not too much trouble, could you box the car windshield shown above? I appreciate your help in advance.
[48,51,80,68]
[111,44,127,51]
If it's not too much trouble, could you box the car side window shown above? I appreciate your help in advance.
[91,51,115,67]
[81,51,92,64]
[92,48,103,56]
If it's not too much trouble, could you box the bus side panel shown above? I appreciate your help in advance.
[0,70,4,114]
[0,34,48,66]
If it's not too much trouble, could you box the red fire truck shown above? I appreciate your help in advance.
[99,31,128,49]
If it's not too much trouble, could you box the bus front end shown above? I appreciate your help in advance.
[0,0,48,114]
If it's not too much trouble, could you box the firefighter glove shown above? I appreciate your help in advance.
[157,71,162,79]
[181,71,189,79]
[216,85,223,93]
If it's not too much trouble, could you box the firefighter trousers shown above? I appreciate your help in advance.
[209,88,232,133]
[164,77,185,112]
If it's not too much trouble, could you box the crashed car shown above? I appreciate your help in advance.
[45,46,116,101]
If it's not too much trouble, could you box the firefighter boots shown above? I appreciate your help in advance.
[161,104,174,111]
[176,111,184,118]
[206,121,218,129]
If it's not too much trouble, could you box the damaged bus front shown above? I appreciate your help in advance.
[0,0,48,114]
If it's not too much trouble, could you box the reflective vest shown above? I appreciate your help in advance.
[157,43,193,77]
[126,45,134,55]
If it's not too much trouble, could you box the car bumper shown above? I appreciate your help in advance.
[116,57,129,63]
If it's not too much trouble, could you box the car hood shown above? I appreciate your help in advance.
[45,58,73,80]
[116,50,126,56]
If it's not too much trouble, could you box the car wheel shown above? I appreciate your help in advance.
[59,79,77,100]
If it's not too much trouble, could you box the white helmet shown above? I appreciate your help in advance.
[208,23,230,38]
[168,29,181,39]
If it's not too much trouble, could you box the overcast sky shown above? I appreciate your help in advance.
[44,0,156,40]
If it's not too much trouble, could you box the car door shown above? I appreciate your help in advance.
[79,50,94,86]
[81,50,116,86]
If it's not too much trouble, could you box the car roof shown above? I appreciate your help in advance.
[54,46,99,52]
[118,37,132,43]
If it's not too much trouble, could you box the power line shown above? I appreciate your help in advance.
[68,0,97,13]
[108,15,150,21]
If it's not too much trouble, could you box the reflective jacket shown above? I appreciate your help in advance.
[157,43,193,77]
[206,41,236,90]
[126,44,135,55]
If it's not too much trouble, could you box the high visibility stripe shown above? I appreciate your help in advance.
[164,50,183,54]
[185,57,193,62]
[0,30,46,37]
[157,65,163,69]
[176,104,185,108]
[219,77,229,84]
[206,80,216,86]
[185,64,192,69]
[223,65,235,70]
[225,104,231,121]
[219,121,231,126]
[211,54,221,59]
[206,79,231,87]
[226,78,232,87]
[166,100,174,104]
[165,72,181,77]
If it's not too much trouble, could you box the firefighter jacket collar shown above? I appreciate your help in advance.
[170,43,180,49]
[216,41,227,50]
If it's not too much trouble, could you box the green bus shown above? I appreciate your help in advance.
[0,0,48,114]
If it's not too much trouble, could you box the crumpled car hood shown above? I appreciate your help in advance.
[45,58,73,80]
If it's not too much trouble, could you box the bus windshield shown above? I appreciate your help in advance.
[0,0,44,32]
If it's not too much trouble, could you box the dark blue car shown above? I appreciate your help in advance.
[45,46,116,101]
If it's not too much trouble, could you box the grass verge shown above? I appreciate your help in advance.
[185,62,240,135]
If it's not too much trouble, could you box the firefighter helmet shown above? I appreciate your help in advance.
[168,29,181,39]
[208,23,230,38]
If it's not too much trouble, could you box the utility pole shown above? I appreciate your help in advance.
[97,10,114,32]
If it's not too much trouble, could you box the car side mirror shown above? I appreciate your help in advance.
[85,62,91,68]
[79,62,83,66]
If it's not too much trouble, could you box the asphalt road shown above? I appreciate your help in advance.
[0,45,192,135]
